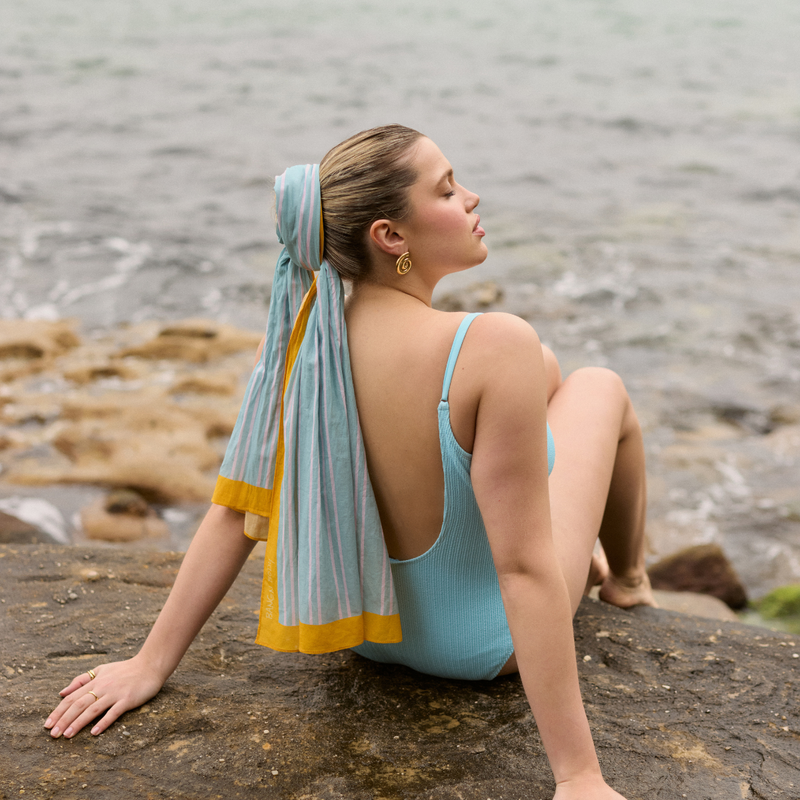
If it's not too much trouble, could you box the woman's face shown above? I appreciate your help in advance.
[401,137,488,274]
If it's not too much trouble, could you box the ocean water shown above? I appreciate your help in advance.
[1,0,799,594]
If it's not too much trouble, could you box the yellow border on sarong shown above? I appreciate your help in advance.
[217,275,402,653]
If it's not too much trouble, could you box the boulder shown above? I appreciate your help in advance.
[80,491,169,542]
[647,543,748,609]
[0,510,57,544]
[2,544,797,799]
[0,498,68,544]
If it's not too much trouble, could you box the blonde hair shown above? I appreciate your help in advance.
[319,124,424,281]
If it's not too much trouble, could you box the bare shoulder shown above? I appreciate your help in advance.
[465,313,543,378]
[469,312,541,348]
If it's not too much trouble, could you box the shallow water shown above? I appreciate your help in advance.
[1,0,799,595]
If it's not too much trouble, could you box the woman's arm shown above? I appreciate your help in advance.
[468,314,623,800]
[45,504,256,738]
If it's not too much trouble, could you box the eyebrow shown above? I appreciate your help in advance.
[436,168,454,186]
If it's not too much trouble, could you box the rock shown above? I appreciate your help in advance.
[770,403,800,426]
[104,489,151,517]
[62,361,139,385]
[0,319,80,361]
[0,497,69,544]
[651,589,738,621]
[2,544,798,799]
[0,318,257,505]
[756,584,800,619]
[169,372,238,396]
[4,390,236,503]
[0,319,81,383]
[118,319,261,363]
[80,492,169,542]
[0,510,57,544]
[590,587,739,620]
[647,544,748,610]
[434,281,504,312]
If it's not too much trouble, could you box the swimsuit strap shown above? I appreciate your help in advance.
[441,313,482,402]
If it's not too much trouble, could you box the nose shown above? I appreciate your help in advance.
[466,190,480,211]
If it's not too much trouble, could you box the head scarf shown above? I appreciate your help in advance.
[213,164,401,653]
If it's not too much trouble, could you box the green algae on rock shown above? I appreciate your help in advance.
[754,584,800,633]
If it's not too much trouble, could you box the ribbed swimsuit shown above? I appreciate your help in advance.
[352,313,556,680]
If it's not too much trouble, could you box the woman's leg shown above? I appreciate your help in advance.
[545,367,654,615]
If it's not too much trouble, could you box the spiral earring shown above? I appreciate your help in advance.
[396,252,412,275]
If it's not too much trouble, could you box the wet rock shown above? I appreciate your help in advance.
[0,319,81,382]
[80,491,169,542]
[4,389,237,503]
[771,404,800,426]
[0,319,80,361]
[647,544,748,610]
[104,489,151,516]
[0,497,69,544]
[763,423,800,463]
[169,371,238,396]
[0,510,57,544]
[434,281,504,312]
[62,361,139,385]
[2,544,797,800]
[118,318,261,363]
[0,319,257,504]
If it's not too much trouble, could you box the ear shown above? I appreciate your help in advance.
[368,219,408,258]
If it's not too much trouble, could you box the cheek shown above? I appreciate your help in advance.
[429,209,466,238]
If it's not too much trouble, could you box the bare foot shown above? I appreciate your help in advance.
[584,549,610,595]
[598,570,658,609]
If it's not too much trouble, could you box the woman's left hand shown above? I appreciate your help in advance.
[44,656,165,739]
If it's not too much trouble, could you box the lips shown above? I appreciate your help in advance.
[473,215,485,236]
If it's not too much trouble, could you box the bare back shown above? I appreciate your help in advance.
[345,292,481,560]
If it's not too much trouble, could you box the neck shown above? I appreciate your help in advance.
[351,264,437,308]
[349,277,434,310]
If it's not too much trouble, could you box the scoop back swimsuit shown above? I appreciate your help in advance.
[352,313,556,680]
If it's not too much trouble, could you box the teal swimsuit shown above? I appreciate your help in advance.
[352,313,556,680]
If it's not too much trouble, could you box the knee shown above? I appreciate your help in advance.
[541,344,562,400]
[567,367,630,407]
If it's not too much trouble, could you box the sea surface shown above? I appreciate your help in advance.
[1,0,799,596]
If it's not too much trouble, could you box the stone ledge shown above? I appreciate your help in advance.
[1,545,797,800]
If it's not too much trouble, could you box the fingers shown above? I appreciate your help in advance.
[59,668,96,697]
[45,657,164,739]
[47,667,102,734]
[47,687,111,738]
[89,700,126,736]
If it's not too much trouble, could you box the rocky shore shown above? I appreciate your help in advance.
[0,318,260,506]
[2,543,798,800]
[2,319,800,798]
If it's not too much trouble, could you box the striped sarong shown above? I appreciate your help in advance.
[212,164,401,653]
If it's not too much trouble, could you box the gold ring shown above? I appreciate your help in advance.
[87,669,96,680]
[88,690,99,701]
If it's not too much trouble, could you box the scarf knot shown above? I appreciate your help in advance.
[213,163,402,653]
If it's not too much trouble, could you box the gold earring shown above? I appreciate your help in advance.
[396,252,412,275]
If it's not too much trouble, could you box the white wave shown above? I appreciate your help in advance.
[0,497,70,544]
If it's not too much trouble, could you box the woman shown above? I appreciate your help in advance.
[45,125,654,799]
